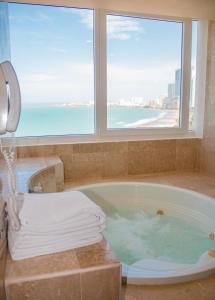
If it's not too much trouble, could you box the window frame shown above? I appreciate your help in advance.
[99,10,191,137]
[3,2,208,145]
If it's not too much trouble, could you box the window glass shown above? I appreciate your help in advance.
[8,3,94,136]
[107,15,183,129]
[0,2,10,62]
[2,4,200,137]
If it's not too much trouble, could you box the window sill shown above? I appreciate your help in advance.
[8,131,201,147]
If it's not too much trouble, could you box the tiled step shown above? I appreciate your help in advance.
[5,239,121,300]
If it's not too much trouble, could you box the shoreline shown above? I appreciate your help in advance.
[137,110,178,128]
[16,106,179,136]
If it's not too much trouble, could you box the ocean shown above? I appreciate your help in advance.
[15,105,167,137]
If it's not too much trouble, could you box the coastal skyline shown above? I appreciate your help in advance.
[19,65,196,113]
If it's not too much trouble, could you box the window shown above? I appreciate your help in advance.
[1,2,204,140]
[8,3,94,136]
[107,15,183,129]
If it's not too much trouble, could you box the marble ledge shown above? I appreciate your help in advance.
[4,170,215,300]
[5,238,120,285]
[64,170,215,198]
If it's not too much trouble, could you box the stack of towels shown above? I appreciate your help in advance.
[8,191,106,260]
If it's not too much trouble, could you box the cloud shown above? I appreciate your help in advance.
[58,7,94,28]
[77,10,143,40]
[24,12,52,23]
[107,63,179,84]
[19,63,94,103]
[107,62,180,100]
[9,10,52,24]
[18,61,181,104]
[78,9,93,29]
[107,15,144,40]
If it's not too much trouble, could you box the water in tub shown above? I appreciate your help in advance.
[104,209,215,266]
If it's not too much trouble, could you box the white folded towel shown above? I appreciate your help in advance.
[8,191,106,260]
[19,191,105,226]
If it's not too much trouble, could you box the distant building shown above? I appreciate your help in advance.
[168,83,175,99]
[148,99,162,108]
[163,81,178,110]
[175,69,181,97]
[162,97,179,110]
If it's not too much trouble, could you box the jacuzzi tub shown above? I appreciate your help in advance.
[73,182,215,285]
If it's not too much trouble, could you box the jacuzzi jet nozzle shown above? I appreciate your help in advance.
[156,209,164,216]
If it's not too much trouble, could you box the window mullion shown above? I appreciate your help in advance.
[180,19,192,131]
[193,20,208,136]
[95,8,107,136]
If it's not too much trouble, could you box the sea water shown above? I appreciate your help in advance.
[15,105,164,137]
[104,210,215,265]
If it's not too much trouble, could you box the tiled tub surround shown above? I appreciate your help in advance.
[201,20,215,176]
[5,172,215,300]
[16,138,201,182]
[2,154,215,300]
[5,239,121,300]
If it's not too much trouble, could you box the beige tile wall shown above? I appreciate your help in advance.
[16,138,201,183]
[201,21,215,176]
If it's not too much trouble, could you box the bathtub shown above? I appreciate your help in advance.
[73,182,215,285]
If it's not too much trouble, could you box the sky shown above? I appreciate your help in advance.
[1,2,197,105]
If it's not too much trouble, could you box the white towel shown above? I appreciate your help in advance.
[8,191,106,260]
[19,191,105,226]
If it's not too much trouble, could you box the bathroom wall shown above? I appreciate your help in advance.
[16,138,201,183]
[201,21,215,176]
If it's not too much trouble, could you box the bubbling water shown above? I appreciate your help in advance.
[104,210,215,265]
